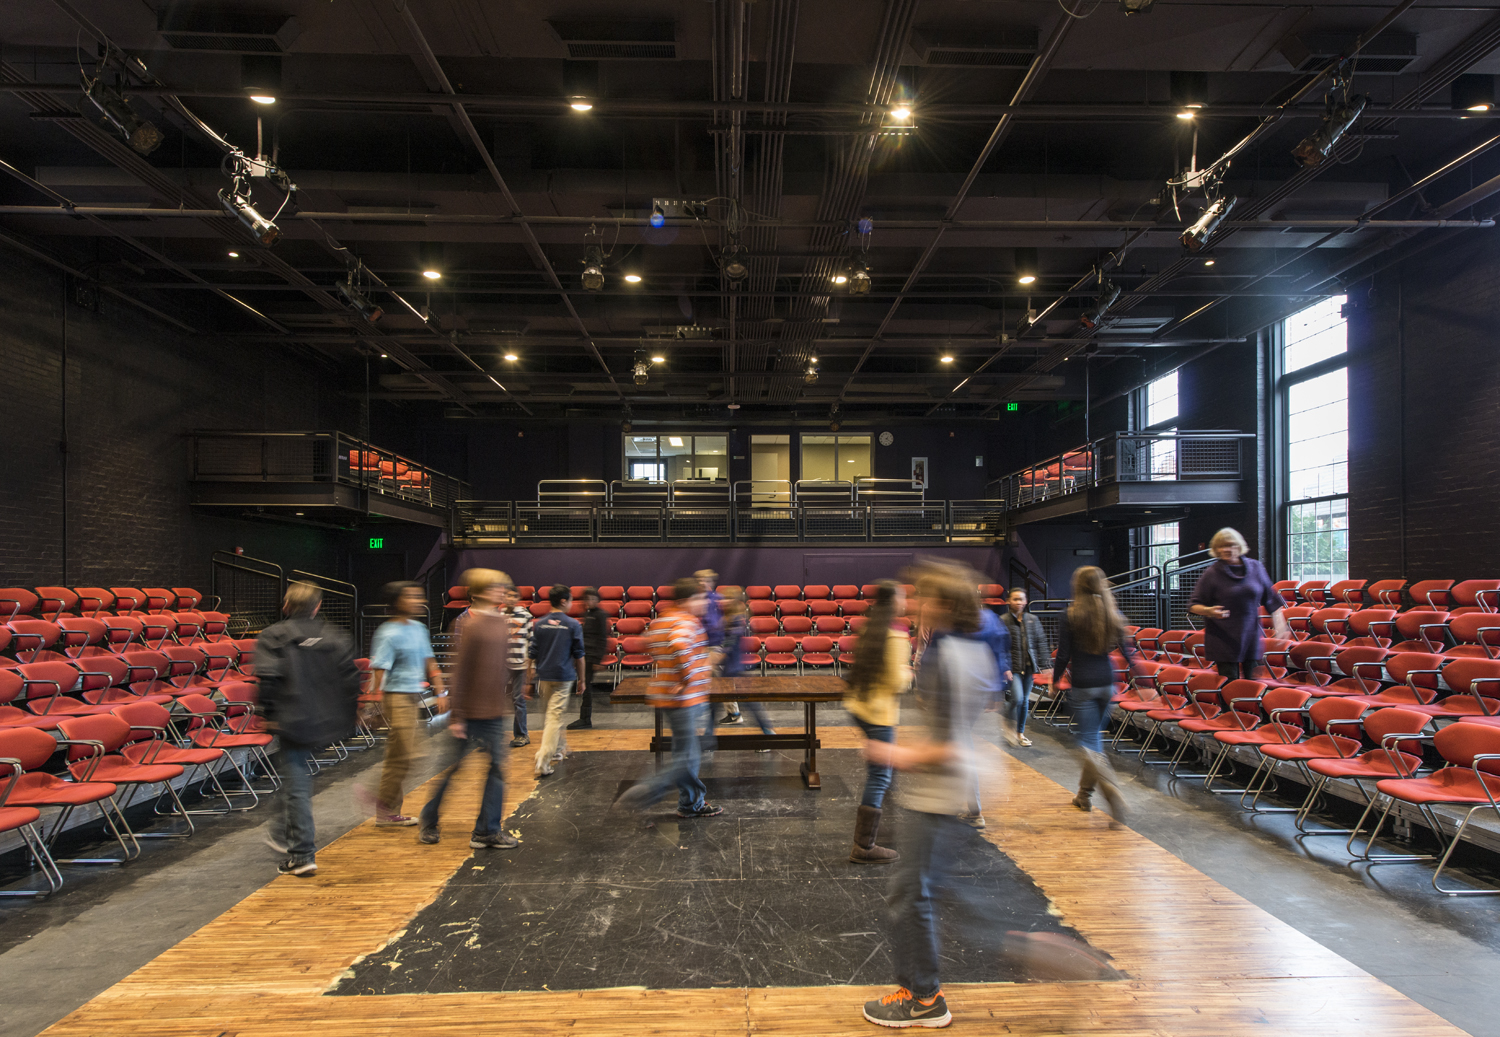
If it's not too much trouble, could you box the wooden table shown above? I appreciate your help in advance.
[610,675,846,788]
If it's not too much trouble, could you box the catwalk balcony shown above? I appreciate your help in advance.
[454,479,1004,546]
[188,432,468,529]
[987,431,1253,526]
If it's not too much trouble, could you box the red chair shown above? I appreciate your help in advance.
[1444,613,1500,659]
[1281,606,1318,640]
[170,611,206,645]
[748,599,778,617]
[1307,607,1355,643]
[1408,658,1500,719]
[1201,687,1313,793]
[34,587,79,621]
[773,585,802,601]
[655,585,676,602]
[8,620,63,663]
[516,586,536,604]
[1368,722,1500,894]
[17,661,108,717]
[763,636,798,673]
[444,586,471,618]
[622,601,654,620]
[841,599,869,617]
[782,616,814,637]
[803,585,832,601]
[619,637,653,675]
[0,735,68,895]
[808,600,841,617]
[528,602,551,618]
[1305,645,1393,697]
[1328,579,1367,606]
[1449,578,1499,615]
[1137,672,1226,761]
[1299,706,1430,843]
[740,636,764,675]
[616,617,648,637]
[602,637,620,679]
[860,584,881,599]
[56,618,108,659]
[535,586,553,604]
[73,652,171,707]
[800,636,836,672]
[1366,579,1407,608]
[1343,609,1398,648]
[74,587,116,617]
[746,586,773,601]
[1272,580,1301,605]
[142,588,176,613]
[1110,665,1187,749]
[1240,695,1367,811]
[836,635,859,674]
[0,670,62,730]
[55,714,188,862]
[598,599,624,618]
[748,617,779,637]
[171,588,205,609]
[109,588,148,614]
[598,586,625,603]
[174,693,279,792]
[814,616,847,635]
[777,599,809,618]
[136,612,178,650]
[1387,610,1450,653]
[1173,680,1269,780]
[626,585,655,603]
[979,584,1006,607]
[199,611,232,642]
[570,586,588,602]
[566,602,585,618]
[0,725,129,861]
[832,585,860,603]
[0,588,39,621]
[1408,580,1455,610]
[1345,651,1448,709]
[101,614,145,654]
[849,616,868,633]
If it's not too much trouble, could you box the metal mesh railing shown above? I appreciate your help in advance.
[598,507,663,541]
[666,507,732,540]
[291,569,358,638]
[210,551,284,638]
[871,504,946,540]
[456,501,515,542]
[949,501,1005,543]
[735,506,800,540]
[515,506,594,541]
[803,506,867,539]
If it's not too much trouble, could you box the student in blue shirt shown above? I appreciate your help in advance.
[529,585,586,778]
[959,593,1012,830]
[367,582,444,826]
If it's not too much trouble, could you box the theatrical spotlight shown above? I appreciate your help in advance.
[633,359,650,385]
[847,257,871,295]
[722,243,750,281]
[804,357,819,384]
[337,275,383,323]
[219,186,280,246]
[1080,282,1121,329]
[1119,0,1156,12]
[649,202,666,228]
[1292,94,1366,168]
[1180,195,1236,252]
[582,244,606,291]
[80,74,164,155]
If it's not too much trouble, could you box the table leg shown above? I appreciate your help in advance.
[800,700,821,789]
[654,708,665,772]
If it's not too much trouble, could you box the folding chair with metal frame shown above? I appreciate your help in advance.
[1239,696,1366,812]
[0,747,67,897]
[1294,707,1430,847]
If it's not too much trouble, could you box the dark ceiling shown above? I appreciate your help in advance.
[5,0,1500,424]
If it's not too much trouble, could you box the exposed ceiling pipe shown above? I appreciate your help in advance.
[390,0,621,400]
[837,0,1087,408]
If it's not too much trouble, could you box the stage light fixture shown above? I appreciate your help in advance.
[649,202,666,228]
[848,257,871,295]
[336,276,383,323]
[891,106,912,121]
[250,94,276,105]
[1452,74,1495,112]
[1176,110,1195,120]
[1014,246,1038,285]
[1180,195,1235,252]
[940,354,954,364]
[624,273,643,284]
[503,352,518,361]
[1080,282,1122,329]
[804,358,819,384]
[1292,94,1366,168]
[219,188,280,246]
[582,244,606,291]
[1204,258,1216,267]
[570,97,594,111]
[722,243,750,281]
[633,359,650,385]
[419,241,444,280]
[651,354,666,363]
[80,74,164,155]
[227,251,239,258]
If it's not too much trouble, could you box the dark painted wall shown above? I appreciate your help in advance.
[1176,337,1267,563]
[0,247,350,591]
[1349,236,1500,579]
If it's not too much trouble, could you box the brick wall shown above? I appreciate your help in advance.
[0,247,349,591]
[1349,235,1500,578]
[1177,337,1266,561]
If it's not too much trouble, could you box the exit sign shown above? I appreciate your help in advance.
[1006,402,1019,412]
[369,537,384,549]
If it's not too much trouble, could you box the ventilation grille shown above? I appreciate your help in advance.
[912,27,1037,68]
[548,20,677,61]
[157,10,300,53]
[1282,31,1418,75]
[160,31,281,52]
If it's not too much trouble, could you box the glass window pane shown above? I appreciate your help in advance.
[1287,368,1348,500]
[801,435,838,482]
[1146,371,1178,427]
[1284,295,1347,373]
[1287,500,1349,582]
[838,435,872,481]
[625,435,659,458]
[689,436,727,481]
[749,435,791,503]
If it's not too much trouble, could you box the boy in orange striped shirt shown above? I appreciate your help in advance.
[615,577,723,818]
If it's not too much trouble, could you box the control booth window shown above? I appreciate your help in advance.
[1280,295,1349,582]
[800,434,872,483]
[1141,370,1178,480]
[623,434,728,482]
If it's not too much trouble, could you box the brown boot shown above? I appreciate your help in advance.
[1074,753,1098,811]
[1087,750,1128,820]
[849,805,899,863]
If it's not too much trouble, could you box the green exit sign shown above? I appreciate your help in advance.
[1006,402,1019,412]
[369,537,384,549]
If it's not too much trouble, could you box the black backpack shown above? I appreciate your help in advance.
[254,617,361,749]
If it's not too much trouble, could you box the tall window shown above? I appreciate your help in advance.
[1144,370,1179,479]
[1281,296,1349,582]
[623,434,728,482]
[800,434,872,483]
[1137,520,1180,573]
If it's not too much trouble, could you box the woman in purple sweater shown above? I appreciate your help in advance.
[1187,528,1291,681]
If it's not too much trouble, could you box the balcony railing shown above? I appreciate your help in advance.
[985,431,1252,510]
[189,431,469,510]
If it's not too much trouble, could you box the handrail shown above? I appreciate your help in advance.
[795,479,856,502]
[854,477,925,501]
[211,550,284,582]
[291,569,357,597]
[733,479,792,503]
[537,479,608,503]
[1008,559,1047,600]
[1164,548,1214,573]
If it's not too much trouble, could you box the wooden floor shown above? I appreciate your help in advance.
[38,726,1470,1036]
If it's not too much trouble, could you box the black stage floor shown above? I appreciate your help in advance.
[334,749,1115,994]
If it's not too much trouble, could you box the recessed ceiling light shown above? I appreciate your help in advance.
[624,273,642,283]
[651,355,666,363]
[1176,110,1195,120]
[570,98,593,111]
[940,355,954,363]
[1470,103,1493,112]
[250,94,276,105]
[891,106,912,120]
[1204,259,1216,267]
[1018,274,1036,285]
[379,352,388,358]
[227,251,239,258]
[422,269,441,280]
[669,436,684,446]
[503,353,518,361]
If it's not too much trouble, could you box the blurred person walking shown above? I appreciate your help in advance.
[569,587,610,731]
[719,589,775,738]
[861,569,995,1028]
[530,585,585,778]
[1000,588,1051,747]
[962,592,1012,829]
[257,581,360,876]
[418,569,521,850]
[367,582,444,827]
[1188,527,1291,680]
[1052,566,1139,817]
[615,577,723,818]
[842,580,911,864]
[503,584,535,748]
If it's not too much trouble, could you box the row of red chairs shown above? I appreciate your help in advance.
[1271,577,1499,613]
[606,633,891,679]
[447,581,1015,617]
[0,586,212,622]
[3,611,236,662]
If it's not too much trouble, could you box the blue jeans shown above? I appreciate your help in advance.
[1009,672,1036,735]
[637,703,709,812]
[888,810,963,1000]
[277,744,315,860]
[505,669,529,739]
[420,716,509,836]
[854,717,895,809]
[1068,685,1114,754]
[741,699,775,735]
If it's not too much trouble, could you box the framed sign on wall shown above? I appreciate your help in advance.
[911,457,928,490]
